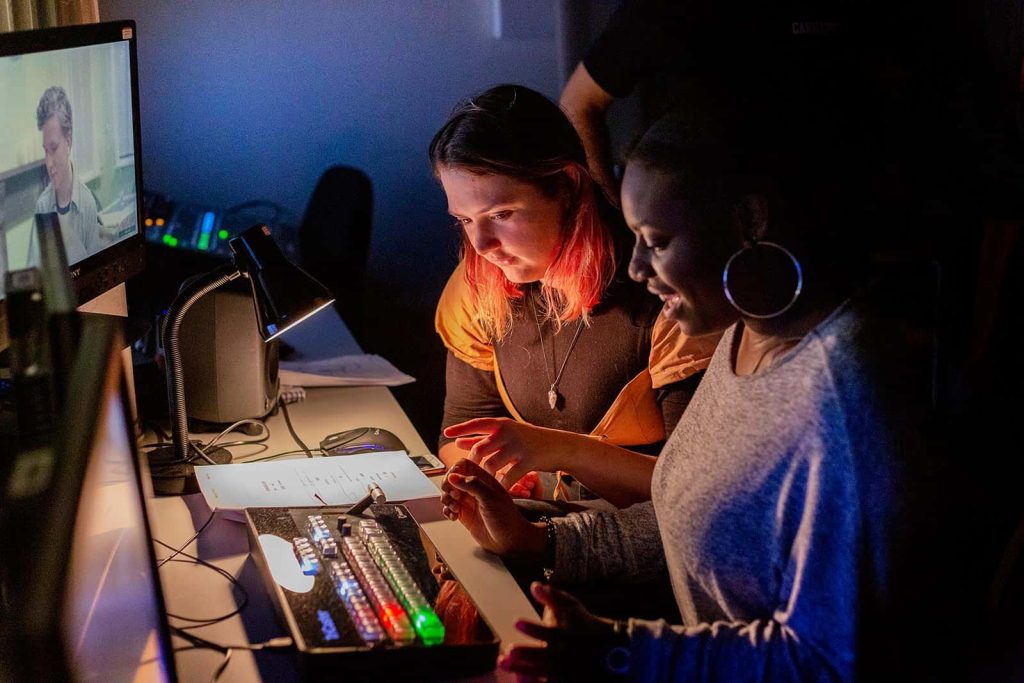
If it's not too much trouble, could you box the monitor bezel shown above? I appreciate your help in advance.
[0,20,146,305]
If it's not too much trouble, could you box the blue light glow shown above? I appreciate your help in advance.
[201,211,215,234]
[317,609,340,641]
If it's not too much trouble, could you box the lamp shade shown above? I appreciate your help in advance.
[229,225,335,340]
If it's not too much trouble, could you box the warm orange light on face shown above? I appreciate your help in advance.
[438,167,563,284]
[438,162,615,339]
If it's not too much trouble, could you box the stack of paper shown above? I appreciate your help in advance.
[196,451,438,516]
[279,354,415,387]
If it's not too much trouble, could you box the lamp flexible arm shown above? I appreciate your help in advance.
[163,263,242,463]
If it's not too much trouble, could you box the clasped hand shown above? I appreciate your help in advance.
[440,458,546,558]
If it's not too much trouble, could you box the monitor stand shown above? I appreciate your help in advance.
[78,284,144,434]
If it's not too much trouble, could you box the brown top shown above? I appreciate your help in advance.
[435,261,719,450]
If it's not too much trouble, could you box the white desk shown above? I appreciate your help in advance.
[147,311,537,681]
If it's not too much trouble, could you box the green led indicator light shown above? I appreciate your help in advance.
[218,229,228,240]
[197,236,210,250]
[412,608,444,646]
[162,234,171,244]
[167,236,178,247]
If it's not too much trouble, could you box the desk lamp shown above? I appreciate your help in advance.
[152,224,334,478]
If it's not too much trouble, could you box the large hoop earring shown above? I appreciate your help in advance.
[722,241,803,319]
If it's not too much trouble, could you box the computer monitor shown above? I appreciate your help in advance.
[0,21,146,352]
[0,315,176,681]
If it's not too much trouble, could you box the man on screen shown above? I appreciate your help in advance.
[33,86,103,264]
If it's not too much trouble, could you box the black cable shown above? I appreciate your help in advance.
[279,400,313,457]
[241,448,318,463]
[172,630,225,652]
[153,515,247,627]
[210,442,271,460]
[213,438,269,450]
[156,509,217,568]
[212,648,232,683]
[160,565,247,626]
[148,442,293,682]
[138,421,200,466]
[169,626,293,683]
[169,632,233,683]
[172,627,292,653]
[141,420,270,461]
[203,419,269,451]
[154,542,250,626]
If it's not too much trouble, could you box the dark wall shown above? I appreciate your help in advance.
[98,0,563,442]
[100,1,560,299]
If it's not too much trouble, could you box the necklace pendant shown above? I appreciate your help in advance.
[548,387,559,410]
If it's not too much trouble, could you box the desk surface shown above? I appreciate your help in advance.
[148,310,537,681]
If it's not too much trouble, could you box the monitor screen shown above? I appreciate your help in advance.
[62,334,175,682]
[0,314,176,681]
[0,21,146,349]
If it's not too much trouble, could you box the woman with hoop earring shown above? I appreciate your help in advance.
[442,109,946,681]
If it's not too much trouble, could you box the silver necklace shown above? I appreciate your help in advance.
[529,293,585,410]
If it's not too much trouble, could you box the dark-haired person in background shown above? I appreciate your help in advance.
[442,106,952,680]
[560,0,696,202]
[31,85,103,265]
[431,84,718,507]
[560,0,862,205]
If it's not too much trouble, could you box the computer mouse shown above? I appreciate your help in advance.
[319,426,407,456]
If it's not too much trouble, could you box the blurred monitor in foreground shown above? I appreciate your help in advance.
[0,315,176,682]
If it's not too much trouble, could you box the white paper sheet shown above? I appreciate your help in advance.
[195,451,439,513]
[278,354,415,387]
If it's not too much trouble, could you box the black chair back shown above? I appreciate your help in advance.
[299,166,373,325]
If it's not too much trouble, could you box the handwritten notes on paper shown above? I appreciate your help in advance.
[195,451,438,514]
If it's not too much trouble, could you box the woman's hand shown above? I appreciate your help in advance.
[504,469,541,499]
[440,459,547,560]
[444,418,586,490]
[498,582,628,681]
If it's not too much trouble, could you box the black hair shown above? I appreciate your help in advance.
[627,102,870,246]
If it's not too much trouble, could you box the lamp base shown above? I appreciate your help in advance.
[146,442,232,496]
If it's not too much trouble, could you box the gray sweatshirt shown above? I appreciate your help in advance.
[552,296,932,681]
